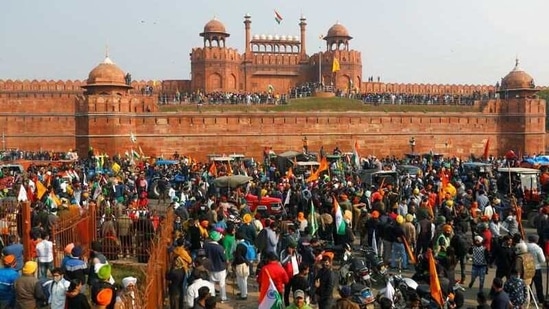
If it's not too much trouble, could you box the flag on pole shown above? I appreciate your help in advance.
[332,57,340,72]
[259,270,283,309]
[36,181,47,200]
[112,162,121,174]
[427,249,444,307]
[130,132,137,143]
[227,163,233,176]
[353,140,361,168]
[284,189,291,206]
[17,184,27,202]
[318,157,329,173]
[402,237,417,265]
[483,138,490,161]
[287,167,294,179]
[333,196,346,235]
[209,162,218,177]
[310,200,318,236]
[274,10,283,24]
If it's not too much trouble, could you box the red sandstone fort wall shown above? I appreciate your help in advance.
[0,94,77,151]
[77,108,543,161]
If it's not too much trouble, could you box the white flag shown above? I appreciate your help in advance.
[130,132,137,143]
[17,184,27,202]
[372,229,378,256]
[284,189,291,206]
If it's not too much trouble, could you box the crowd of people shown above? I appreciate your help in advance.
[359,91,494,106]
[0,148,547,309]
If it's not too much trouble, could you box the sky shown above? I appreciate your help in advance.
[1,0,548,86]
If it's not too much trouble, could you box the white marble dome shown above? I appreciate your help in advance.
[253,34,260,40]
[260,34,267,40]
[274,34,280,40]
[280,35,287,41]
[267,34,273,40]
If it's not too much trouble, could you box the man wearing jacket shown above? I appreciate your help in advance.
[203,231,228,303]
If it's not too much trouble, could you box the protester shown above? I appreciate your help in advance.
[14,261,46,309]
[0,255,20,308]
[314,256,335,309]
[45,267,70,309]
[65,279,91,309]
[286,289,312,309]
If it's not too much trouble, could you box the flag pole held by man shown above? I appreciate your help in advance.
[259,269,283,309]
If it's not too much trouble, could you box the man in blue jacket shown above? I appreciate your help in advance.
[0,255,20,308]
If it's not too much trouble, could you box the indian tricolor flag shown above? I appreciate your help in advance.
[274,10,283,24]
[259,271,283,309]
[333,196,347,235]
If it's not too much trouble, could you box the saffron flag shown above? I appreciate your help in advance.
[483,138,490,161]
[36,181,47,200]
[402,237,417,265]
[318,157,329,173]
[259,270,283,309]
[310,200,318,236]
[227,163,233,176]
[427,249,444,307]
[209,162,218,177]
[333,196,346,235]
[332,57,340,72]
[274,10,283,24]
[286,167,294,179]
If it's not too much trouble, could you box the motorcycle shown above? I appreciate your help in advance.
[344,283,376,309]
[357,245,387,284]
[323,242,353,264]
[379,273,463,309]
[339,252,373,287]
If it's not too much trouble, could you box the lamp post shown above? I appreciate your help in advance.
[409,137,416,153]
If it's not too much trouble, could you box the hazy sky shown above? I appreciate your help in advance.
[1,0,548,85]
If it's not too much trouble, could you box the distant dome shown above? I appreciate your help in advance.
[274,35,280,40]
[253,34,260,40]
[500,59,536,91]
[260,34,267,40]
[280,35,287,41]
[85,56,130,88]
[293,36,299,41]
[203,18,227,34]
[267,35,273,40]
[326,22,351,38]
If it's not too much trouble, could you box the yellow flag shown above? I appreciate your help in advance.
[36,181,47,200]
[332,57,340,72]
[112,162,121,174]
[50,192,61,207]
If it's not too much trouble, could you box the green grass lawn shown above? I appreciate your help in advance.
[159,97,480,113]
[110,263,146,286]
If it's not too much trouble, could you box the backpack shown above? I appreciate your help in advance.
[38,279,52,306]
[451,233,470,258]
[519,253,536,281]
[255,229,268,253]
[242,240,257,262]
